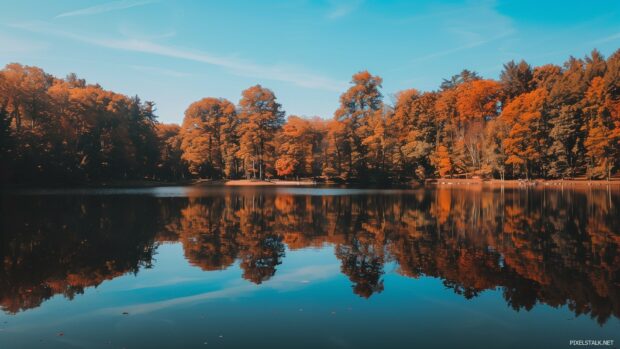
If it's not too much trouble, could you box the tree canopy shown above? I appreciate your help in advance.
[1,48,620,185]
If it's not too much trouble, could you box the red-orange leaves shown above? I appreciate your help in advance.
[455,79,502,120]
[500,88,549,176]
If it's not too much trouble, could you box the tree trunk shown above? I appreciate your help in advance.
[608,162,611,182]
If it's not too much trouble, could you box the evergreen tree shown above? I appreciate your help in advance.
[500,60,534,101]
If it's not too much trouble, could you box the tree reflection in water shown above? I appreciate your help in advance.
[0,187,618,324]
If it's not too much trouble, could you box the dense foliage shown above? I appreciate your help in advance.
[0,64,186,184]
[1,48,619,184]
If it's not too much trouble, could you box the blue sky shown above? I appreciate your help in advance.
[1,0,619,124]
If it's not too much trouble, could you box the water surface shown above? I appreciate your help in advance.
[1,186,618,348]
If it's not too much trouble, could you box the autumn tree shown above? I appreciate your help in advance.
[180,97,237,178]
[456,80,502,175]
[237,85,285,180]
[482,118,509,180]
[274,116,326,178]
[546,57,588,178]
[332,71,384,180]
[583,61,618,179]
[390,89,437,179]
[156,123,187,181]
[433,86,458,177]
[431,70,501,179]
[432,144,453,178]
[532,64,563,91]
[603,49,620,174]
[362,108,393,179]
[585,49,607,82]
[323,119,348,179]
[501,88,549,179]
[0,63,53,133]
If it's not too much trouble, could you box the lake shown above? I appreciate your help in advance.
[0,186,618,348]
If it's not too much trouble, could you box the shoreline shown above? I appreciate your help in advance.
[194,179,318,186]
[426,178,620,187]
[224,179,317,186]
[3,178,620,189]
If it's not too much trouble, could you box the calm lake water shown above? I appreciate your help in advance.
[0,186,618,349]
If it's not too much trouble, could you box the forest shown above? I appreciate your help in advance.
[1,48,619,185]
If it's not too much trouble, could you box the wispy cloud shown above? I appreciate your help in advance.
[0,32,48,54]
[411,31,514,63]
[395,1,516,66]
[11,22,347,92]
[99,264,339,315]
[130,65,193,78]
[591,31,620,45]
[325,0,363,19]
[117,22,176,40]
[55,0,155,19]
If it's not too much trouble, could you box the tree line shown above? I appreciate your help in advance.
[0,63,185,184]
[1,48,619,185]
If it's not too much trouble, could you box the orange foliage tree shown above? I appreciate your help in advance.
[180,98,237,178]
[274,115,326,178]
[236,85,285,180]
[331,71,384,180]
[501,88,549,179]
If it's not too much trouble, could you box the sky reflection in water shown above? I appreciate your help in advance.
[0,186,618,348]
